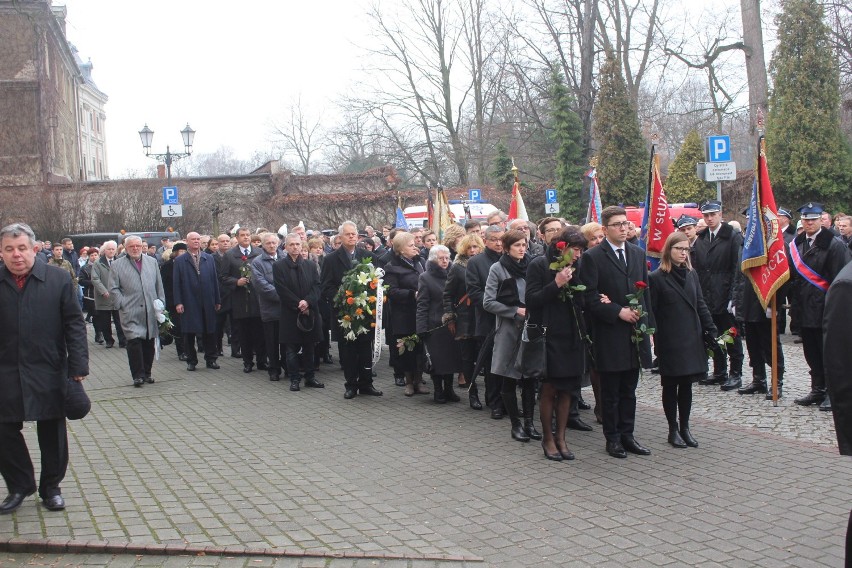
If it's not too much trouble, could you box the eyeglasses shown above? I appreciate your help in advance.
[607,221,630,228]
[672,246,691,252]
[544,227,562,233]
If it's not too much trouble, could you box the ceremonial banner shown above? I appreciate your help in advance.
[640,147,674,259]
[586,167,603,224]
[507,162,529,221]
[426,187,435,229]
[741,136,789,310]
[395,194,409,230]
[431,187,453,241]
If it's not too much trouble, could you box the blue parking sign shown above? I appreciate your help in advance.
[706,136,731,162]
[545,189,557,204]
[163,186,179,205]
[468,189,481,202]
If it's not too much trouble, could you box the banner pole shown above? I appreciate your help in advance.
[771,294,778,407]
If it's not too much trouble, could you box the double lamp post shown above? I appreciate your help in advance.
[138,123,196,182]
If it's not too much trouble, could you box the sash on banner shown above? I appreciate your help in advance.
[372,268,385,365]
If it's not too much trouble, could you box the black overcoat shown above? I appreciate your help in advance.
[648,267,716,377]
[465,247,501,338]
[525,255,586,378]
[0,262,89,422]
[417,261,461,374]
[789,229,851,328]
[273,255,323,344]
[695,223,743,314]
[442,257,475,339]
[220,245,261,320]
[384,253,425,337]
[579,241,653,372]
[320,246,374,341]
[173,252,221,334]
[824,261,852,455]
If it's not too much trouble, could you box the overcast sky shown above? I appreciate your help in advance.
[60,0,756,179]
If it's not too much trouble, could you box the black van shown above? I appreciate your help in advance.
[63,232,182,250]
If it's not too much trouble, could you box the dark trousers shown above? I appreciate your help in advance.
[126,337,155,381]
[475,336,503,410]
[744,320,785,376]
[711,313,743,374]
[215,310,231,354]
[184,332,217,365]
[340,334,374,390]
[263,321,285,377]
[236,316,265,366]
[96,309,126,345]
[0,419,67,498]
[800,327,825,390]
[599,369,640,443]
[286,342,315,380]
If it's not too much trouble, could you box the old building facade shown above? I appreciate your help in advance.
[74,45,109,180]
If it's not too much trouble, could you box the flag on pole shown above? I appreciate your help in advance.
[586,165,603,224]
[741,136,790,310]
[395,194,409,230]
[640,144,674,260]
[425,187,435,229]
[431,186,453,241]
[507,160,529,221]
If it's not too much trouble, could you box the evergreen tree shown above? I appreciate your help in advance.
[549,68,587,221]
[490,140,514,192]
[592,57,648,206]
[665,130,715,204]
[766,0,852,211]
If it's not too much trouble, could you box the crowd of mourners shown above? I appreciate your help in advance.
[1,199,851,516]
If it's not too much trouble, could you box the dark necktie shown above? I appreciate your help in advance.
[709,232,714,243]
[804,237,813,252]
[617,248,626,266]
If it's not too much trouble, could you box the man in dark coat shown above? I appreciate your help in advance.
[251,233,285,381]
[174,232,221,372]
[694,200,745,389]
[823,260,852,455]
[789,203,852,410]
[465,225,505,418]
[320,221,379,399]
[274,233,325,391]
[579,206,654,459]
[221,227,266,373]
[0,223,88,514]
[214,234,235,357]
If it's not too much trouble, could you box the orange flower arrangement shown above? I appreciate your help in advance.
[346,297,355,305]
[334,258,388,341]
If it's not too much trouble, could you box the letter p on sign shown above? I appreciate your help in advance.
[706,136,731,162]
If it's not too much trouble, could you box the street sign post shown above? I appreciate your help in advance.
[468,188,481,202]
[161,204,183,218]
[162,186,179,205]
[545,202,560,214]
[545,189,557,204]
[697,161,737,182]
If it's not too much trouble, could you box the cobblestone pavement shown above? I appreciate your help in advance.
[1,327,849,567]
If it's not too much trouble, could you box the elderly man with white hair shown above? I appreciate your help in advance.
[91,240,127,348]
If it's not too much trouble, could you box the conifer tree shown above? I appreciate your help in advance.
[766,0,852,210]
[490,140,514,192]
[549,68,586,221]
[592,57,648,206]
[665,130,715,204]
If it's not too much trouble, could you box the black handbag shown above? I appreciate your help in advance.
[495,277,520,307]
[514,320,547,378]
[65,378,91,420]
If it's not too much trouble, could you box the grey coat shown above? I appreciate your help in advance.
[91,256,116,310]
[483,260,526,380]
[251,251,281,323]
[109,254,166,340]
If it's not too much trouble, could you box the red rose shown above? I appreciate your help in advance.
[728,326,737,337]
[241,255,248,261]
[555,241,567,251]
[635,281,648,289]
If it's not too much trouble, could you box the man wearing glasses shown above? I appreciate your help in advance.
[693,200,744,390]
[486,211,508,229]
[509,218,543,257]
[580,206,653,459]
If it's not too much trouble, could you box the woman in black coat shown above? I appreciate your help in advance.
[649,232,717,448]
[526,228,588,461]
[417,245,462,403]
[442,234,485,409]
[385,232,428,396]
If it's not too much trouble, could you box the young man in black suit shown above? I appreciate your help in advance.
[580,206,654,459]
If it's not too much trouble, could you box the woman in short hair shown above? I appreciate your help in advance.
[649,232,716,448]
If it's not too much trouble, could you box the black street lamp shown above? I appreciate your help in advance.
[138,123,196,181]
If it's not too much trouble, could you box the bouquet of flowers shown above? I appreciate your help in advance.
[397,333,420,354]
[153,299,174,338]
[334,258,387,341]
[706,326,737,358]
[626,281,654,345]
[548,241,586,303]
[239,255,253,294]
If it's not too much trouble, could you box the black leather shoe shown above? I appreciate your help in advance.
[304,377,325,388]
[511,424,530,442]
[699,373,726,385]
[269,374,281,381]
[243,363,253,373]
[42,494,65,511]
[621,436,651,455]
[668,427,687,448]
[344,389,357,399]
[819,395,832,411]
[186,363,196,372]
[720,373,742,391]
[206,361,220,370]
[394,375,405,386]
[680,427,698,448]
[577,397,591,410]
[178,353,187,361]
[765,386,783,400]
[133,377,144,387]
[105,342,114,349]
[794,391,826,406]
[360,386,383,396]
[0,491,33,514]
[542,442,563,461]
[738,380,767,395]
[606,441,627,459]
[290,380,301,392]
[145,376,155,384]
[490,407,504,420]
[567,418,594,432]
